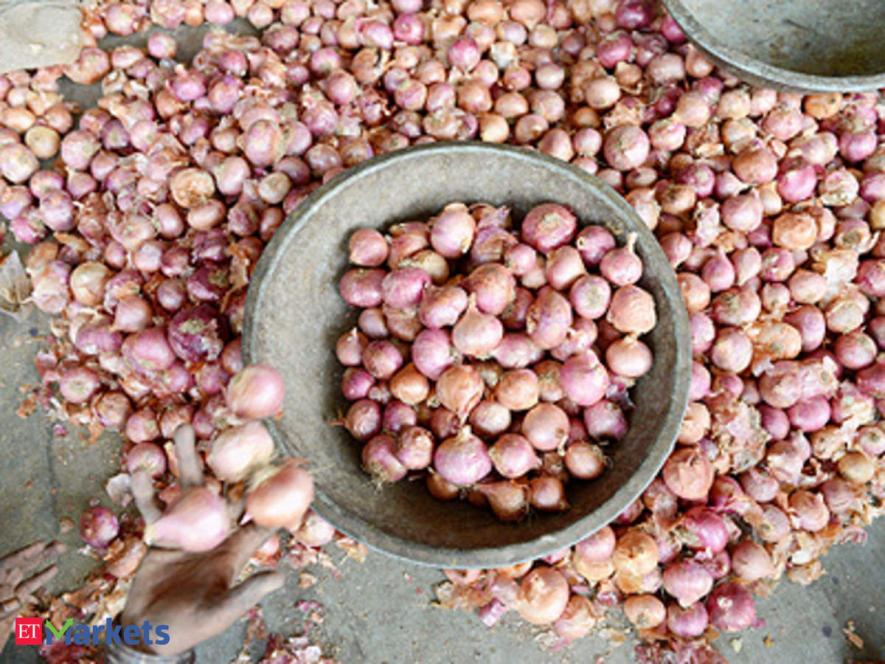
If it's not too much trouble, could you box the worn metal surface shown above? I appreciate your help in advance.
[243,143,691,569]
[664,0,885,91]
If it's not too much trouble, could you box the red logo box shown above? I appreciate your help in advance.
[14,617,43,645]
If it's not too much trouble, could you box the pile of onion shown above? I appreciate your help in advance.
[5,0,881,656]
[336,201,656,520]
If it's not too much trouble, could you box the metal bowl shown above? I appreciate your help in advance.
[664,0,885,91]
[243,143,690,568]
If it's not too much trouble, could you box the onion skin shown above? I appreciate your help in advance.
[246,459,315,530]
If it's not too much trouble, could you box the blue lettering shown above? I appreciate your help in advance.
[92,624,105,642]
[141,620,153,645]
[154,625,170,646]
[105,620,122,646]
[123,624,140,645]
[70,624,91,646]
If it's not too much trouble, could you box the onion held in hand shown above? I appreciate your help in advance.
[226,363,285,419]
[207,421,275,482]
[246,458,315,530]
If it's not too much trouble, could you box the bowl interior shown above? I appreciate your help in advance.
[244,143,690,568]
[667,0,885,89]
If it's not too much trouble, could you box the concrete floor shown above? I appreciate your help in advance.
[0,308,883,663]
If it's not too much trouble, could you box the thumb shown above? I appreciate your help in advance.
[216,571,285,623]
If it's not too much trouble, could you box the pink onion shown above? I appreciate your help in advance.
[434,427,492,485]
[226,364,285,419]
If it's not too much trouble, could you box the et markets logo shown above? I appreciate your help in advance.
[14,617,170,647]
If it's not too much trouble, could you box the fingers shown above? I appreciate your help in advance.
[224,524,275,576]
[14,564,57,597]
[0,598,20,620]
[131,470,163,524]
[0,541,48,574]
[215,571,285,624]
[173,425,203,489]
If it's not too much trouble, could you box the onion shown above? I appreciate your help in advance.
[706,583,756,632]
[362,434,407,483]
[564,442,606,479]
[583,400,628,440]
[731,541,774,582]
[521,203,577,253]
[623,594,666,628]
[527,287,573,349]
[516,567,569,625]
[226,364,285,419]
[80,506,120,549]
[246,459,314,529]
[607,285,656,334]
[528,475,568,511]
[522,403,569,451]
[345,399,382,441]
[126,442,167,478]
[490,433,540,478]
[412,328,457,380]
[208,421,275,482]
[479,480,529,521]
[146,487,230,552]
[453,299,504,357]
[679,507,729,553]
[613,530,659,577]
[433,427,492,485]
[663,448,714,501]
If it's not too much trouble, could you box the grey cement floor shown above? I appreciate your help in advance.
[0,310,883,664]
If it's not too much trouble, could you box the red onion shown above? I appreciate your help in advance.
[529,475,568,512]
[516,566,569,625]
[490,433,540,478]
[521,203,577,253]
[667,602,709,638]
[564,442,606,479]
[604,125,650,171]
[436,365,484,419]
[246,459,314,530]
[434,427,492,485]
[527,287,573,349]
[706,583,757,633]
[80,506,120,549]
[583,400,628,440]
[515,401,569,451]
[679,507,729,553]
[569,275,611,320]
[362,434,408,483]
[662,559,714,607]
[363,340,404,379]
[731,541,774,581]
[345,399,382,441]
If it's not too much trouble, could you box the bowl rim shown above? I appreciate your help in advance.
[243,141,691,568]
[663,0,885,92]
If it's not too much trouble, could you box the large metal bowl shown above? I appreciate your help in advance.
[664,0,885,91]
[243,143,690,568]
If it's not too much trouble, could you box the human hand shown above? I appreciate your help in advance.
[0,539,65,651]
[121,425,284,657]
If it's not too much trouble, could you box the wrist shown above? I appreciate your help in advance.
[107,617,193,663]
[106,638,195,664]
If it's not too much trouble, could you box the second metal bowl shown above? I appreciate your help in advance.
[243,143,690,568]
[664,0,885,91]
